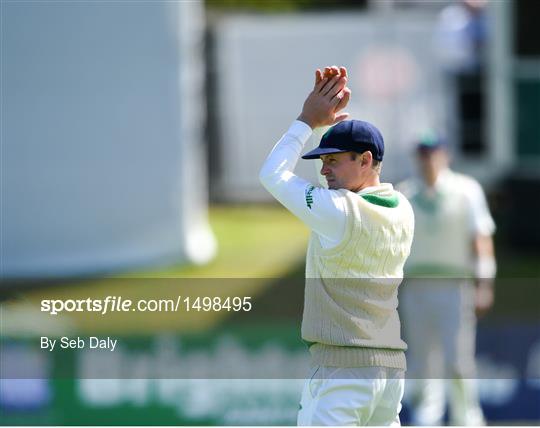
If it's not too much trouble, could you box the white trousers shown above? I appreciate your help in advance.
[400,280,485,426]
[297,366,405,426]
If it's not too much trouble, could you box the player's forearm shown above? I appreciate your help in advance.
[310,126,329,188]
[259,121,345,243]
[473,234,496,281]
[259,120,312,190]
[471,234,496,317]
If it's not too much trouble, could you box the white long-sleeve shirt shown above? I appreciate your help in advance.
[398,169,495,276]
[259,120,395,249]
[260,120,415,368]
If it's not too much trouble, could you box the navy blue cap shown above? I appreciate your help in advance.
[302,120,385,161]
[416,131,446,151]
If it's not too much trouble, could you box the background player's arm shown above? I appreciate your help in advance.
[465,178,497,317]
[473,234,496,317]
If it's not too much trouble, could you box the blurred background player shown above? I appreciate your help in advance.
[398,133,496,426]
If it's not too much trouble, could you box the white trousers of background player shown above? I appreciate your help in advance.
[297,366,404,426]
[400,280,485,426]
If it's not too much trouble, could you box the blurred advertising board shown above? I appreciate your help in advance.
[1,322,539,425]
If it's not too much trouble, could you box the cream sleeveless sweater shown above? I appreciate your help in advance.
[301,186,415,369]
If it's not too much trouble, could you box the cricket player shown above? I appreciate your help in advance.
[398,134,496,426]
[259,66,415,426]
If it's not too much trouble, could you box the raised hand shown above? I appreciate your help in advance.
[316,66,351,116]
[297,66,351,129]
[315,65,347,85]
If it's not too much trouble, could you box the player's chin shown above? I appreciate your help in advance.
[327,180,338,189]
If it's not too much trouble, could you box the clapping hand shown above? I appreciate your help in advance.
[297,65,351,129]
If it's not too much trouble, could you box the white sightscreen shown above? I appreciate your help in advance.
[1,1,215,278]
[214,11,449,201]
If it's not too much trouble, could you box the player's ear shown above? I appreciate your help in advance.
[360,151,372,168]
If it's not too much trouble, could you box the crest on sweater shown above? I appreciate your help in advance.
[305,185,315,209]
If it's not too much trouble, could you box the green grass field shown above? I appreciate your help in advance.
[2,204,310,336]
[139,204,310,278]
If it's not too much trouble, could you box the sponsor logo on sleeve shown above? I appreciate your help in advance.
[305,185,315,209]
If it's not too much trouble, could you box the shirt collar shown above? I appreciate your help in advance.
[357,183,394,196]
